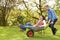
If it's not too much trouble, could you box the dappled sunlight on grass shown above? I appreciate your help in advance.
[0,25,60,40]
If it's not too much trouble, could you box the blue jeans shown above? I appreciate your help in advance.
[20,24,33,31]
[49,19,57,34]
[20,24,26,30]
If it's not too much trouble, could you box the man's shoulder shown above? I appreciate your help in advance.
[49,8,54,11]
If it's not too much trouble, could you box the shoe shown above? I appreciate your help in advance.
[53,28,57,35]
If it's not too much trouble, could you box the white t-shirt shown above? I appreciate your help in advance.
[33,20,46,27]
[41,20,46,27]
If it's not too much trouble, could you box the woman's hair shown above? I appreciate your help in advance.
[41,15,45,20]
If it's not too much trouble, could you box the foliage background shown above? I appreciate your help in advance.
[0,0,60,26]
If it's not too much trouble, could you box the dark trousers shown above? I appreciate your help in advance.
[49,19,57,34]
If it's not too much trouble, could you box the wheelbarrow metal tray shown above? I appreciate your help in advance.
[25,26,44,32]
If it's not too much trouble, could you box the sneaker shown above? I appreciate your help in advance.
[53,28,57,35]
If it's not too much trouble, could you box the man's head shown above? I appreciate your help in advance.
[44,5,49,11]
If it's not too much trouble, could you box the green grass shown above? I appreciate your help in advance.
[0,25,60,40]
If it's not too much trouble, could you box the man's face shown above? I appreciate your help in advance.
[44,6,49,11]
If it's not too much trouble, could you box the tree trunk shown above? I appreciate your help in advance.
[39,0,42,15]
[1,6,7,26]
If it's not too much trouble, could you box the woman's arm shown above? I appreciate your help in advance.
[34,20,41,27]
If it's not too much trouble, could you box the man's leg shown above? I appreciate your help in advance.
[49,24,55,35]
[53,19,57,35]
[49,19,57,35]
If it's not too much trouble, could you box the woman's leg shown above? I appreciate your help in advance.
[20,24,26,31]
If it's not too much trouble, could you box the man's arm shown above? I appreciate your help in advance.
[50,9,56,21]
[50,9,56,24]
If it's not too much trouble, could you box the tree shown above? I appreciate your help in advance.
[0,0,20,26]
[55,0,60,10]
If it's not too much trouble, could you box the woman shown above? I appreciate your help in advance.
[19,15,46,31]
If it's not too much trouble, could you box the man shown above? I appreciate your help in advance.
[44,5,58,35]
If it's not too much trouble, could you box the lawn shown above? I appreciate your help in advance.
[0,25,60,40]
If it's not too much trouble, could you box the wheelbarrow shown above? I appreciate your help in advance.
[25,26,48,37]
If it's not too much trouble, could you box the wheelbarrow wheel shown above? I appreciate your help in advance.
[26,30,34,37]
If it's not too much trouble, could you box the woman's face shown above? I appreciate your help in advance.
[40,16,43,20]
